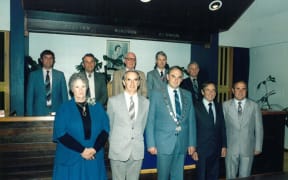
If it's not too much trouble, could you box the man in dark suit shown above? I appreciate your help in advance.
[192,82,227,180]
[26,50,68,116]
[81,53,108,106]
[107,70,149,180]
[146,66,196,180]
[147,51,168,98]
[180,61,202,103]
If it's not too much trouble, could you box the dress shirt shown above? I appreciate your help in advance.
[86,71,95,99]
[124,91,138,120]
[157,68,165,77]
[234,98,246,111]
[203,98,216,123]
[190,77,198,87]
[167,85,182,116]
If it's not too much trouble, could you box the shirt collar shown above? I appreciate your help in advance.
[167,85,180,93]
[202,98,213,106]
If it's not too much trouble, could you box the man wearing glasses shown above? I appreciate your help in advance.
[111,52,147,97]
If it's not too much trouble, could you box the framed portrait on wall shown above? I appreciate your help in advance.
[105,40,130,70]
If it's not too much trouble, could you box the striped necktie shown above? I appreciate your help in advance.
[128,96,135,120]
[238,101,242,115]
[45,70,51,106]
[174,90,181,120]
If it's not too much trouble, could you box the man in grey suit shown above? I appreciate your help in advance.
[223,80,263,179]
[146,66,197,180]
[147,51,168,98]
[111,52,147,97]
[107,70,149,180]
[81,53,108,106]
[26,50,68,116]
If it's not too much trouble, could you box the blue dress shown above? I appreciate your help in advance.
[53,99,109,180]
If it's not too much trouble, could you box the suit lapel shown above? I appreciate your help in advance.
[179,89,189,120]
[119,94,131,120]
[229,100,244,126]
[153,69,167,83]
[152,69,160,79]
[136,96,144,121]
[161,87,174,118]
[241,99,252,124]
[51,70,57,94]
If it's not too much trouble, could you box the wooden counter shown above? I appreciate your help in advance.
[252,111,287,174]
[0,116,55,179]
[0,111,287,179]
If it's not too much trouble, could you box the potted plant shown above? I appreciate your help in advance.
[256,75,276,110]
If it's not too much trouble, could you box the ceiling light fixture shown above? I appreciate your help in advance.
[209,0,222,11]
[140,0,151,3]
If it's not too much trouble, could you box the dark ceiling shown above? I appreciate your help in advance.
[23,0,255,43]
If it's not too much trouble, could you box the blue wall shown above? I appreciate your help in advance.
[191,34,219,83]
[10,0,24,115]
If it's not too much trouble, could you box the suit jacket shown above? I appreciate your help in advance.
[194,101,227,155]
[180,77,202,103]
[111,69,147,97]
[223,98,263,156]
[26,69,68,116]
[146,87,197,155]
[107,93,149,161]
[53,98,109,166]
[146,69,167,98]
[81,71,108,106]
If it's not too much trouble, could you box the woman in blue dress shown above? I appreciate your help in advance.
[53,73,109,180]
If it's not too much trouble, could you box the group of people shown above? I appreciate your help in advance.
[26,49,264,180]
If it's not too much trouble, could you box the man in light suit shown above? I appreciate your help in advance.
[26,50,68,116]
[81,53,108,106]
[146,66,197,180]
[223,80,263,179]
[111,52,147,97]
[107,70,149,180]
[193,82,227,180]
[180,62,202,103]
[147,51,168,98]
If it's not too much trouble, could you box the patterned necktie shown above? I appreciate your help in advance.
[128,96,135,120]
[45,71,51,106]
[193,79,198,99]
[174,90,181,120]
[238,101,242,115]
[208,103,214,123]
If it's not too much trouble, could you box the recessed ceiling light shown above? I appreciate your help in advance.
[209,0,222,11]
[140,0,151,3]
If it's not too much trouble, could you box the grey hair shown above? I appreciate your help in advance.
[187,61,199,69]
[122,70,141,81]
[68,73,89,91]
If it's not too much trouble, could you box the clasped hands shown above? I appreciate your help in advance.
[81,148,96,160]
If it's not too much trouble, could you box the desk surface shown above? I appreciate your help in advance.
[0,116,54,122]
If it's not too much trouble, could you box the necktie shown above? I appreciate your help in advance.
[128,96,135,120]
[160,71,164,81]
[238,101,242,115]
[45,71,51,106]
[208,103,214,123]
[174,90,181,120]
[193,79,199,99]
